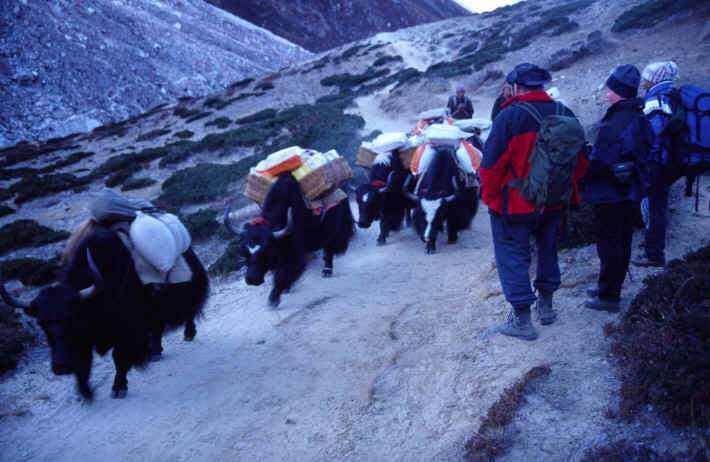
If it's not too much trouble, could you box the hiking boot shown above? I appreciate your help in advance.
[632,256,665,268]
[499,307,538,341]
[534,291,557,325]
[584,296,620,313]
[586,287,599,298]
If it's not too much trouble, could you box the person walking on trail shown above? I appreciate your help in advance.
[582,65,654,313]
[447,84,474,119]
[490,76,513,121]
[632,61,682,268]
[480,63,588,341]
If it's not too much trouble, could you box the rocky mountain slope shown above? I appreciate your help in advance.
[0,0,311,148]
[205,0,471,52]
[1,0,710,460]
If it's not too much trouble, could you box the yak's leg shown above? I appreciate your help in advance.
[447,217,458,244]
[377,221,390,246]
[268,285,283,308]
[74,351,93,401]
[150,323,164,361]
[183,318,196,341]
[111,348,130,399]
[322,251,334,277]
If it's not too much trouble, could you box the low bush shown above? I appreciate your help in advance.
[182,209,219,241]
[36,151,94,175]
[205,117,232,129]
[158,157,258,207]
[320,68,390,92]
[336,44,368,63]
[209,237,244,276]
[458,41,480,55]
[372,55,404,67]
[174,106,201,119]
[1,256,62,286]
[608,244,710,428]
[105,165,141,188]
[0,220,70,255]
[0,205,14,218]
[254,81,275,91]
[0,307,36,375]
[558,201,596,249]
[464,366,551,461]
[236,109,278,125]
[186,111,213,124]
[228,77,254,90]
[9,173,93,204]
[136,129,171,143]
[121,178,157,191]
[612,0,701,33]
[551,0,596,16]
[203,97,226,109]
[174,130,194,139]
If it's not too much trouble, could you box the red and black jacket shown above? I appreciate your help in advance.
[480,91,589,218]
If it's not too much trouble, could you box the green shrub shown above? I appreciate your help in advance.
[204,97,225,109]
[136,129,171,143]
[38,151,94,174]
[337,44,368,62]
[1,256,62,286]
[158,157,258,206]
[105,165,141,187]
[558,201,596,249]
[372,55,404,67]
[0,307,36,375]
[0,220,69,255]
[458,42,479,55]
[209,238,245,276]
[183,209,219,240]
[320,68,389,92]
[9,173,93,204]
[175,130,194,139]
[205,117,232,129]
[186,111,213,124]
[174,106,201,119]
[612,0,700,33]
[236,109,278,125]
[228,77,254,90]
[254,81,275,91]
[121,178,157,191]
[0,205,14,218]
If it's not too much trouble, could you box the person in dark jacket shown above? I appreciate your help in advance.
[447,84,474,119]
[632,61,682,268]
[481,63,588,341]
[582,65,654,312]
[490,77,513,121]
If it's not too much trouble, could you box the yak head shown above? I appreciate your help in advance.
[403,174,458,253]
[224,201,293,286]
[1,249,103,399]
[355,172,395,228]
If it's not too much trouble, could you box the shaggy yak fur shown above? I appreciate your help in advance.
[228,174,354,308]
[355,151,415,245]
[1,227,208,400]
[405,146,479,254]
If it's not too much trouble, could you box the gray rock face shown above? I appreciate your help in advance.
[0,0,312,148]
[206,0,471,52]
[548,31,614,72]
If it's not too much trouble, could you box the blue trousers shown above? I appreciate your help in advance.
[594,202,635,301]
[489,211,562,309]
[645,162,684,261]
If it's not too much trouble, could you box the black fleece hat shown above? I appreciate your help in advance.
[606,64,640,99]
[508,63,551,87]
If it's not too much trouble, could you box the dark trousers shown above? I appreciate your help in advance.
[594,202,636,301]
[489,211,562,309]
[645,162,684,261]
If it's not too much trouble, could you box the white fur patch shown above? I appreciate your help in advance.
[363,192,370,204]
[421,198,442,242]
[247,245,261,255]
[372,152,392,167]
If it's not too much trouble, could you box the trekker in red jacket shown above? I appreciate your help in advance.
[480,63,588,341]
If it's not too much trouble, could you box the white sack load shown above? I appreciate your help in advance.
[130,211,178,273]
[255,146,304,176]
[423,124,468,147]
[89,189,152,223]
[155,213,191,255]
[418,108,448,120]
[456,142,482,174]
[453,118,492,133]
[371,132,408,153]
[410,144,435,175]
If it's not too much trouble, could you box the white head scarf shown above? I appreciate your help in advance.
[641,61,680,84]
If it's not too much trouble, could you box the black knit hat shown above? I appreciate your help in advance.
[508,63,551,87]
[606,64,640,99]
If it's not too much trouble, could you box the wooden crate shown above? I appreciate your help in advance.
[243,173,273,206]
[298,157,353,200]
[356,146,378,168]
[398,145,418,170]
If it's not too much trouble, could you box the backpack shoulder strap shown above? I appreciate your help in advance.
[514,101,543,125]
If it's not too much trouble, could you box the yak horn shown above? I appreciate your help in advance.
[0,266,31,309]
[378,171,395,194]
[445,176,458,203]
[79,249,104,300]
[272,208,294,240]
[402,175,419,202]
[223,199,243,236]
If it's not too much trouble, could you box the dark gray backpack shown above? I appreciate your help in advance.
[508,102,586,210]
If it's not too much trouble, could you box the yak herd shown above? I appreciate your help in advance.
[1,147,478,399]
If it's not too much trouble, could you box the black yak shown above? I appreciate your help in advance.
[0,226,208,399]
[224,173,354,307]
[354,151,415,245]
[404,146,479,254]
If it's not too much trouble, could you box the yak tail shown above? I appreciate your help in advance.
[63,219,102,265]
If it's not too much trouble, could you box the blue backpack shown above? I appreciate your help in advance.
[663,84,710,175]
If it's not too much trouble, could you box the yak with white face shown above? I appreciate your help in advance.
[225,174,354,308]
[404,146,479,254]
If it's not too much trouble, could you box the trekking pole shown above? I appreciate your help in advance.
[627,267,633,283]
[695,175,700,213]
